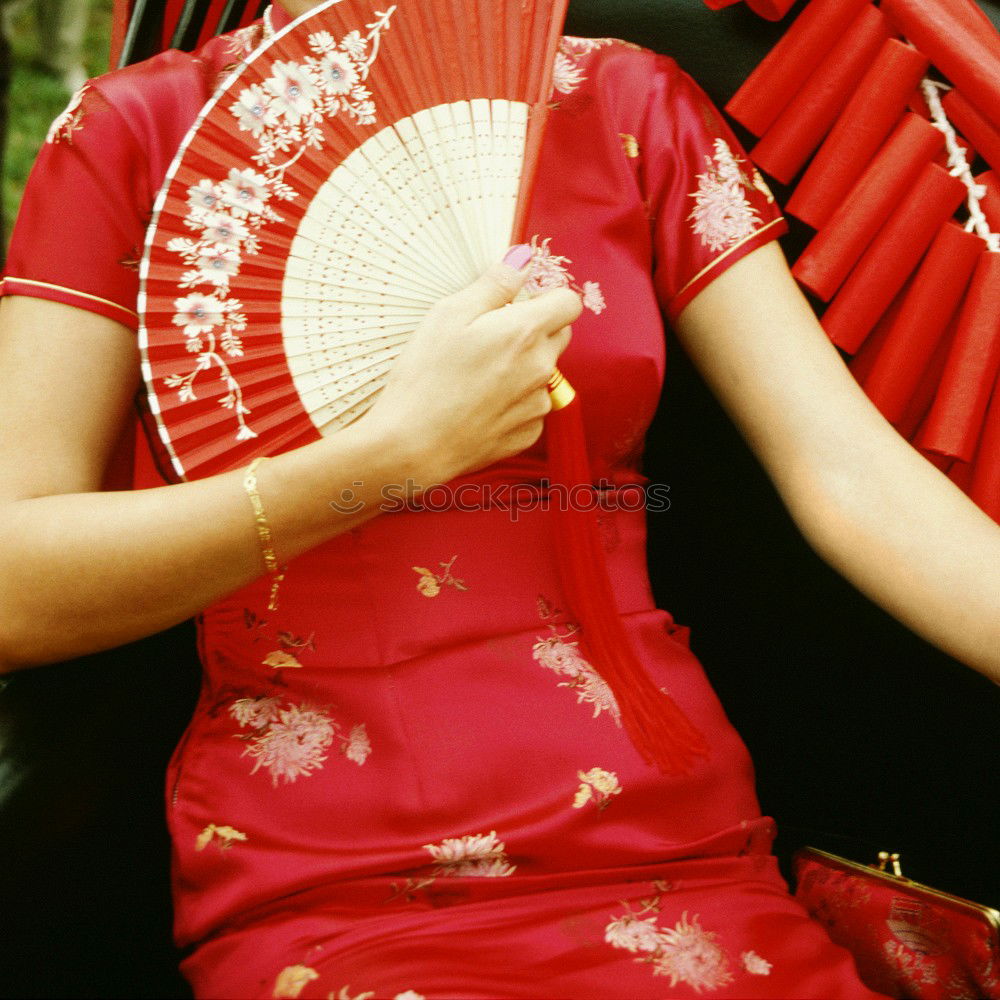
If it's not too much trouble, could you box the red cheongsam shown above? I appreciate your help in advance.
[2,6,886,998]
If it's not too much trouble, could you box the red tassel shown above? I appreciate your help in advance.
[544,399,709,775]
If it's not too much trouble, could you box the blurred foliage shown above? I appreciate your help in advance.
[2,0,112,251]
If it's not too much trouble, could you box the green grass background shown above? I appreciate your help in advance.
[3,0,113,252]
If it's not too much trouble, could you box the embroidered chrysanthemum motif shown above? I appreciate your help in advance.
[230,695,283,730]
[605,913,663,953]
[573,767,622,811]
[225,22,265,61]
[524,237,606,315]
[688,138,762,254]
[229,696,371,784]
[532,635,621,724]
[552,50,587,96]
[552,37,616,96]
[326,989,425,1000]
[741,951,773,976]
[273,965,319,999]
[422,831,516,877]
[605,895,734,994]
[46,85,89,144]
[581,281,607,314]
[653,913,734,992]
[243,703,335,784]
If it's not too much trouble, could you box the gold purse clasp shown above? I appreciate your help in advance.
[876,851,904,878]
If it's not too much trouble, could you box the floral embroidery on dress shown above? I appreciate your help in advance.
[195,823,248,852]
[164,10,396,441]
[534,596,622,725]
[273,965,319,999]
[386,877,436,904]
[620,133,641,159]
[324,989,425,1000]
[525,237,606,315]
[243,608,316,670]
[687,138,764,253]
[226,22,266,61]
[572,767,622,811]
[342,723,373,765]
[412,556,467,597]
[605,901,734,993]
[552,37,617,96]
[229,696,371,783]
[46,85,89,145]
[422,831,516,877]
[741,951,773,976]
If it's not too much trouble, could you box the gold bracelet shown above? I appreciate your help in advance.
[243,456,285,611]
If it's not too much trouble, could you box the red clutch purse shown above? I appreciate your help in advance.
[793,847,1000,999]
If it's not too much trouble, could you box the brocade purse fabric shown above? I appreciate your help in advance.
[794,847,1000,1000]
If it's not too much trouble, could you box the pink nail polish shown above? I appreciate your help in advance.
[503,244,534,271]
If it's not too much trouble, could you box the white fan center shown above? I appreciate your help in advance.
[282,98,530,433]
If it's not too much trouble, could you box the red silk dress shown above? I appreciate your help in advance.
[3,8,886,999]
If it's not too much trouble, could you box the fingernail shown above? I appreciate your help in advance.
[503,244,534,271]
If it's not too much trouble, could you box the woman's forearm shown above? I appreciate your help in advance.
[0,419,418,671]
[785,412,1000,682]
[675,243,1000,683]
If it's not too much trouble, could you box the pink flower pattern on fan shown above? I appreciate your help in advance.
[160,12,397,444]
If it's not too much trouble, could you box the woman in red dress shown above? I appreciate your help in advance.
[1,3,998,997]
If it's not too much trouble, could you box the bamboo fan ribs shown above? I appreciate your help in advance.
[139,0,569,481]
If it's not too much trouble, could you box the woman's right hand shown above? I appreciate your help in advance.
[360,249,582,488]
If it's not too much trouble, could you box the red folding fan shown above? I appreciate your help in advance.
[139,0,569,481]
[138,0,709,775]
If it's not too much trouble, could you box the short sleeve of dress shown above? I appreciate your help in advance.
[641,56,787,324]
[1,82,149,330]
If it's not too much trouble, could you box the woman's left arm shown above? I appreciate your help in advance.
[675,240,1000,681]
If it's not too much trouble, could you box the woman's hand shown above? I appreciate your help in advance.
[0,254,578,670]
[361,253,581,487]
